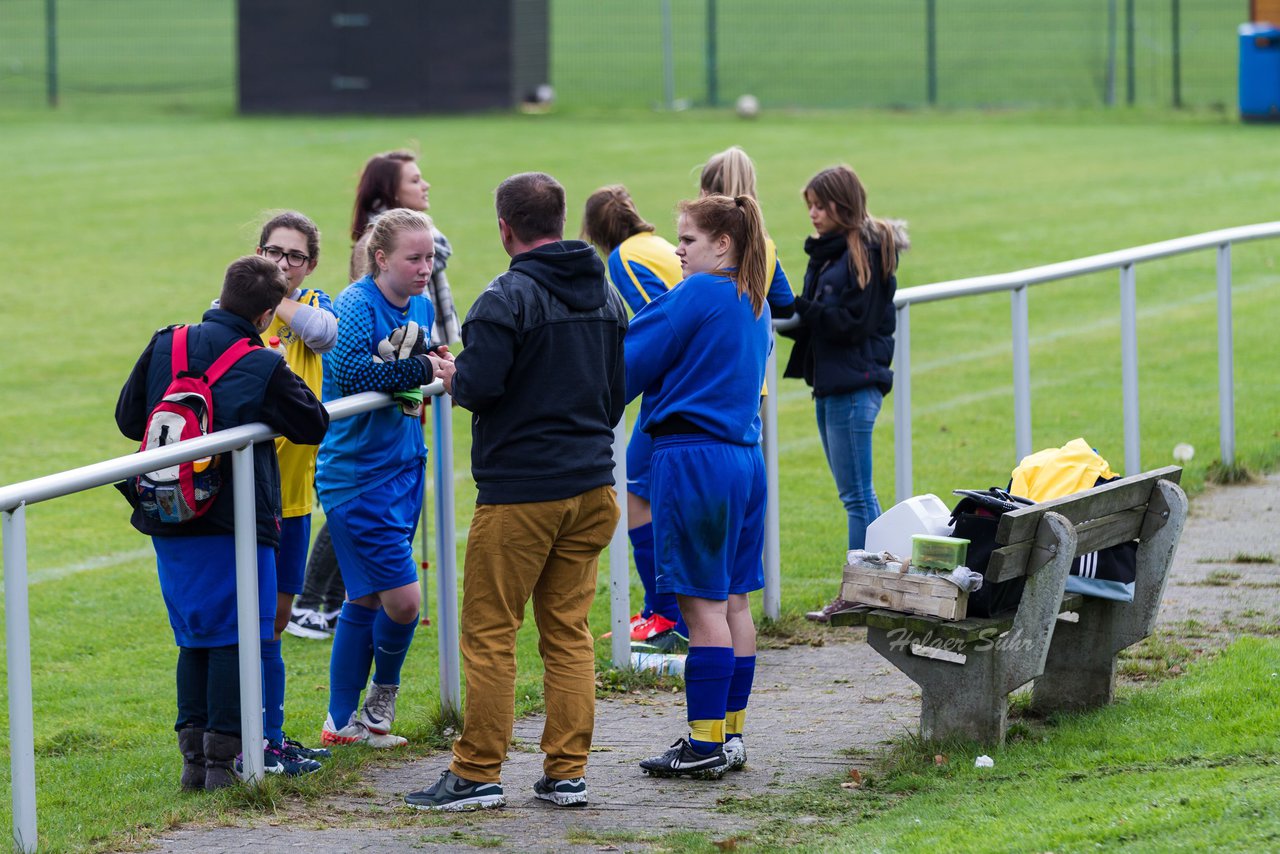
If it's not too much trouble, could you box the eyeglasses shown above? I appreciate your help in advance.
[260,245,311,268]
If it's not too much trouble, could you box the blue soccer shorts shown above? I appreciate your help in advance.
[325,462,424,601]
[626,420,654,500]
[275,513,312,596]
[649,434,766,600]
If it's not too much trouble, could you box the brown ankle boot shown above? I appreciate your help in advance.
[203,731,242,790]
[178,727,206,791]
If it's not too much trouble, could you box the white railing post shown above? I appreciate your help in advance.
[1216,243,1235,468]
[893,303,912,502]
[762,342,781,621]
[232,445,264,783]
[610,414,630,669]
[1119,263,1141,475]
[4,504,38,854]
[431,393,461,714]
[1010,284,1033,464]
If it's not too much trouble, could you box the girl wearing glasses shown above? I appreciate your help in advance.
[350,149,461,347]
[253,211,337,772]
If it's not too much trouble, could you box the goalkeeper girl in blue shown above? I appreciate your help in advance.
[581,185,687,647]
[626,194,773,780]
[316,208,445,748]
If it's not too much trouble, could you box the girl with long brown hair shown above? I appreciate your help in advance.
[784,165,908,609]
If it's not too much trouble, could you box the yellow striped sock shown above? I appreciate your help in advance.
[689,718,725,746]
[725,709,746,736]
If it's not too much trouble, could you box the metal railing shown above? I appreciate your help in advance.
[889,221,1280,502]
[0,382,459,854]
[5,220,1274,850]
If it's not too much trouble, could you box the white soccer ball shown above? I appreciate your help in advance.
[1172,443,1195,463]
[735,93,760,119]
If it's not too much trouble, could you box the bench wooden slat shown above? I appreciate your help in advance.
[986,506,1146,582]
[995,466,1181,544]
[831,593,1087,642]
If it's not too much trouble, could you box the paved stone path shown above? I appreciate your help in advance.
[140,473,1280,853]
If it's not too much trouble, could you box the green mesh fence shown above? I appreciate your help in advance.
[0,1,1243,112]
[0,0,234,110]
[551,0,1241,110]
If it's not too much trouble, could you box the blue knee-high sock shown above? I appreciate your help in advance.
[371,608,418,687]
[328,601,377,726]
[261,639,285,743]
[725,655,756,739]
[684,646,735,755]
[629,523,656,618]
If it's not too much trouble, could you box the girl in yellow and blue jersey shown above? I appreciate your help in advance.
[582,185,687,646]
[253,211,337,773]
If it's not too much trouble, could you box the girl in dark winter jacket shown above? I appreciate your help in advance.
[783,165,908,553]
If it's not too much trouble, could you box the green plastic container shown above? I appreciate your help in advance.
[911,534,970,571]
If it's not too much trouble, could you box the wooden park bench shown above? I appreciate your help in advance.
[830,466,1187,745]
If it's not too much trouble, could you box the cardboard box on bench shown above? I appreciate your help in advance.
[841,564,969,621]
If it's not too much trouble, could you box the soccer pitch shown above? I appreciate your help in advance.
[1,105,1279,849]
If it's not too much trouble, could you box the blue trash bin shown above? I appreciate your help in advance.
[1240,23,1280,121]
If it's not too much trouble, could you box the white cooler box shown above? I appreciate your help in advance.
[864,494,954,558]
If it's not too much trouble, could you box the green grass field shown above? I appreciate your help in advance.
[2,100,1280,850]
[0,1,1242,111]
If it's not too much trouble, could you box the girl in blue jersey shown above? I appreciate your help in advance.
[784,166,906,571]
[316,208,443,748]
[581,185,687,646]
[627,194,773,780]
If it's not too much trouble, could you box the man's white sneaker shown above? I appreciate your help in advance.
[321,712,407,749]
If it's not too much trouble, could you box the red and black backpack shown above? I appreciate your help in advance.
[133,325,259,523]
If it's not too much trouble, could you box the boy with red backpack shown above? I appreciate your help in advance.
[115,255,329,791]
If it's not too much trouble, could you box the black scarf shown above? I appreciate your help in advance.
[802,231,848,297]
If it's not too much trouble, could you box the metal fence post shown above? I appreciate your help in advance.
[610,415,631,669]
[4,504,38,853]
[1010,285,1032,463]
[232,446,264,783]
[661,0,675,110]
[705,0,718,106]
[893,303,912,503]
[45,0,57,107]
[762,343,782,621]
[1125,0,1136,106]
[431,393,461,714]
[925,0,937,106]
[1216,243,1235,467]
[1106,0,1118,106]
[1119,264,1141,475]
[1171,0,1182,108]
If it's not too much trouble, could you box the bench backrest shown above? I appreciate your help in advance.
[984,466,1183,584]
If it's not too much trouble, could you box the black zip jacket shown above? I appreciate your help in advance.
[782,230,905,398]
[115,308,329,545]
[452,240,628,504]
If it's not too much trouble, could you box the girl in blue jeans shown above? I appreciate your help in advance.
[782,165,909,564]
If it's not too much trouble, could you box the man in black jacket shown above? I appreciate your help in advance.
[116,255,329,790]
[406,172,626,811]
